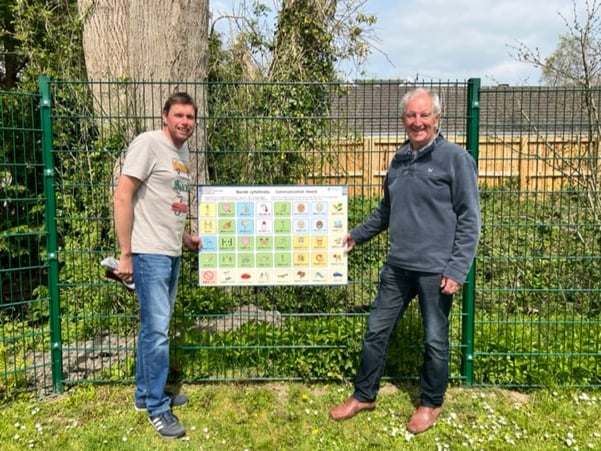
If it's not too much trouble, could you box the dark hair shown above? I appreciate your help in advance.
[162,92,198,117]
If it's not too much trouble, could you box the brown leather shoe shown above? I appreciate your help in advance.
[406,405,442,434]
[329,397,376,421]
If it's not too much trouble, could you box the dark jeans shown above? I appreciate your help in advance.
[353,263,453,407]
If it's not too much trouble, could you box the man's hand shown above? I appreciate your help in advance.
[115,253,134,283]
[183,232,202,251]
[342,233,356,254]
[440,276,461,295]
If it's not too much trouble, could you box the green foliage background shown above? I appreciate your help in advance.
[3,79,601,399]
[1,1,600,400]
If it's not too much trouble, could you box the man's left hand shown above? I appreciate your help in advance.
[440,276,460,295]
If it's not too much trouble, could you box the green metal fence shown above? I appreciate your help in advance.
[474,85,601,387]
[1,89,55,397]
[1,78,600,400]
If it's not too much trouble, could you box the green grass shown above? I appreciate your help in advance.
[0,383,599,450]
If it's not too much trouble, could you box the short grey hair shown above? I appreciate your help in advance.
[399,88,442,116]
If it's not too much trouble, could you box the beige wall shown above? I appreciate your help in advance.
[307,136,599,197]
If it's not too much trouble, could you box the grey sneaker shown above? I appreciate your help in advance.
[148,410,185,438]
[135,392,189,411]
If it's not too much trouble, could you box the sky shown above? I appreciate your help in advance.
[210,0,586,86]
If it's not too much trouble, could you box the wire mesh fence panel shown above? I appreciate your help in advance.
[44,80,473,386]
[0,90,53,399]
[475,86,601,387]
[4,79,598,398]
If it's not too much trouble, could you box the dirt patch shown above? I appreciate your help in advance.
[506,389,531,404]
[194,303,282,333]
[24,304,283,396]
[25,332,135,396]
[379,384,400,395]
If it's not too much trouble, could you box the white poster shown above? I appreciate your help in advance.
[197,185,348,286]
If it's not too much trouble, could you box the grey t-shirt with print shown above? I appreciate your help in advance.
[121,130,191,257]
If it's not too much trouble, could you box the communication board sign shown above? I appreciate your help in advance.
[197,185,348,286]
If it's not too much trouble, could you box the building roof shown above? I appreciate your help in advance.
[331,81,600,138]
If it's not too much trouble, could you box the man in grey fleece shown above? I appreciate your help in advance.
[329,87,480,434]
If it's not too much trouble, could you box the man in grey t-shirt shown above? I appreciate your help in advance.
[113,92,202,439]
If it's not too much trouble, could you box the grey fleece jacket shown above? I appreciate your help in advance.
[350,133,481,284]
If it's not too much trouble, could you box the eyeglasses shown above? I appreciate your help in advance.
[403,112,433,119]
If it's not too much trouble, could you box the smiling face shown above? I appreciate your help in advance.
[401,92,440,150]
[162,103,196,148]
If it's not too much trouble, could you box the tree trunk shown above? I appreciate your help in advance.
[79,0,209,230]
[79,0,129,80]
[127,0,209,223]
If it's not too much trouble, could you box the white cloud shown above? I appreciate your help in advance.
[212,0,589,85]
[357,0,585,84]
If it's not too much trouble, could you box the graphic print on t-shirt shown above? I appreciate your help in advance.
[171,158,191,216]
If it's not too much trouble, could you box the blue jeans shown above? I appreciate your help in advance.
[353,263,453,407]
[133,253,181,416]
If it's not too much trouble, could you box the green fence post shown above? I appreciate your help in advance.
[462,78,480,387]
[39,75,63,394]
